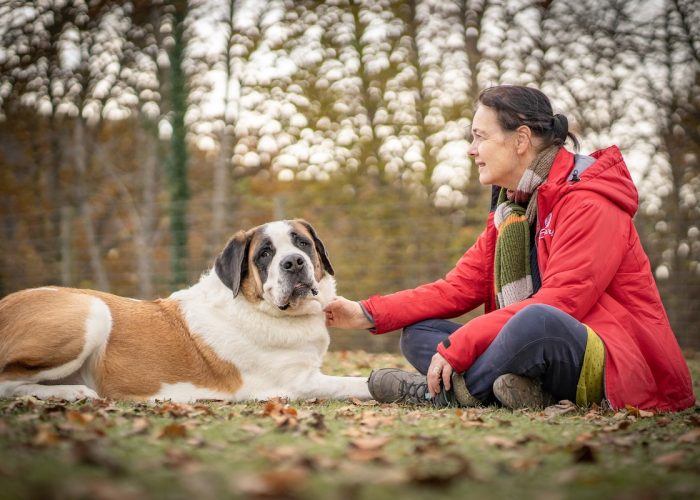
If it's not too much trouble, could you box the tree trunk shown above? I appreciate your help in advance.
[60,205,73,286]
[167,5,189,288]
[74,118,110,291]
[135,123,158,298]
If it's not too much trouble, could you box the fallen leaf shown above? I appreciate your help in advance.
[655,416,672,427]
[602,420,632,432]
[608,435,637,448]
[654,451,686,468]
[494,417,512,427]
[307,412,327,432]
[678,428,700,444]
[159,423,187,440]
[359,414,396,430]
[155,402,208,418]
[350,435,391,451]
[31,424,61,447]
[483,435,517,449]
[163,447,195,469]
[509,456,542,472]
[351,398,378,406]
[575,431,597,444]
[335,406,357,418]
[72,440,124,474]
[624,405,652,418]
[409,454,473,485]
[346,448,387,462]
[232,467,309,496]
[7,396,42,412]
[240,423,266,436]
[65,410,95,426]
[544,400,578,417]
[130,417,150,435]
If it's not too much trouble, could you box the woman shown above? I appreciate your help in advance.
[325,85,694,412]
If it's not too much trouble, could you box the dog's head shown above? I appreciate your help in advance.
[214,219,335,315]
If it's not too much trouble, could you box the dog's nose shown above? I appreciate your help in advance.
[281,254,306,274]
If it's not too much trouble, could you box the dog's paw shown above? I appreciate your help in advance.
[11,384,100,401]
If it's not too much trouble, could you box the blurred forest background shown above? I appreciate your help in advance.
[0,0,698,351]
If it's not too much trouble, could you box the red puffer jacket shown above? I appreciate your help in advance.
[362,146,694,412]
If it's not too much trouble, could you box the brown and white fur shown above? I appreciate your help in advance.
[0,220,372,402]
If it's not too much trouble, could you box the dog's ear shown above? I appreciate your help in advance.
[215,230,250,297]
[297,219,334,276]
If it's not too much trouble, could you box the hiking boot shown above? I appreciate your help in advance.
[368,368,480,408]
[368,368,431,404]
[450,371,481,407]
[492,373,553,409]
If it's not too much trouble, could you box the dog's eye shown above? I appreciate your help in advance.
[298,240,309,247]
[260,249,271,258]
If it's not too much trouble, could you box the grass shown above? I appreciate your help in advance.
[0,350,699,500]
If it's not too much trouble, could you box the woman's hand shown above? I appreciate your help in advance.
[324,296,373,329]
[427,352,453,397]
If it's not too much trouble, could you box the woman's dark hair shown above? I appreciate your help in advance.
[478,85,580,152]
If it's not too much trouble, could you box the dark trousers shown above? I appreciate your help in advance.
[399,304,588,404]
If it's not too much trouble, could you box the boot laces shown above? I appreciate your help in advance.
[397,378,429,403]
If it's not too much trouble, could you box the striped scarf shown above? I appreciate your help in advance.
[494,146,559,308]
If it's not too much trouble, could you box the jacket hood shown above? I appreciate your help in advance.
[539,146,639,220]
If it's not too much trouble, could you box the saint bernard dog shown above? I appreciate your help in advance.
[0,219,372,402]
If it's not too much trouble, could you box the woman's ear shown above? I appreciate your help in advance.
[515,125,533,154]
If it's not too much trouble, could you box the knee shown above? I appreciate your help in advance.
[506,303,581,342]
[513,303,558,323]
[504,304,561,338]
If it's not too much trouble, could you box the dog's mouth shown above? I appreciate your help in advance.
[278,282,318,310]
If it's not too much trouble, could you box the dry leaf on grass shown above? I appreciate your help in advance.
[655,416,672,427]
[482,435,517,449]
[624,405,654,418]
[677,428,700,444]
[346,448,388,462]
[262,399,300,430]
[347,435,391,462]
[159,423,187,440]
[602,420,632,432]
[163,447,196,470]
[350,435,391,451]
[409,453,473,486]
[72,440,124,474]
[359,413,396,431]
[130,417,150,435]
[351,397,378,406]
[508,456,542,472]
[543,400,578,417]
[65,410,95,426]
[154,402,211,418]
[654,451,686,468]
[31,424,61,447]
[232,467,309,496]
[240,423,266,436]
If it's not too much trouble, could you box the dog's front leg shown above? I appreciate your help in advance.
[300,373,372,401]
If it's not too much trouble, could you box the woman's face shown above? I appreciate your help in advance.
[468,105,523,190]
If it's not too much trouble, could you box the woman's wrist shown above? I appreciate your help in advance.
[357,301,375,328]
